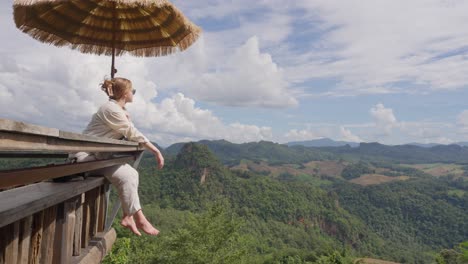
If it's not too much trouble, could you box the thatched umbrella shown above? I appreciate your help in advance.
[13,0,201,77]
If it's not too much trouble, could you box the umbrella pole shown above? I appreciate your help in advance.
[111,2,117,79]
[111,48,115,78]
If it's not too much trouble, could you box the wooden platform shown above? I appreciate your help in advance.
[0,118,144,264]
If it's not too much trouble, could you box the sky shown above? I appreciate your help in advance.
[2,0,468,147]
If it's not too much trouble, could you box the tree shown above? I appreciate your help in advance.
[155,203,251,264]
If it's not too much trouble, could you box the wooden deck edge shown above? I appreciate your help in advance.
[71,228,116,264]
[0,177,106,228]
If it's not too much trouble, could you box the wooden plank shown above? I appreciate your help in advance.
[0,118,59,137]
[97,186,106,232]
[0,152,69,159]
[0,177,105,228]
[60,200,76,264]
[73,194,84,256]
[18,216,33,264]
[59,131,139,146]
[0,131,142,153]
[89,188,99,238]
[39,206,56,264]
[71,228,116,264]
[4,221,19,264]
[0,225,5,264]
[81,191,91,249]
[0,118,138,147]
[52,204,64,264]
[29,210,44,264]
[0,156,134,189]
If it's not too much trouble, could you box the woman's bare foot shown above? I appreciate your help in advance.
[134,210,160,236]
[121,215,142,236]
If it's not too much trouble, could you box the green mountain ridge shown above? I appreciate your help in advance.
[107,141,468,264]
[164,140,468,164]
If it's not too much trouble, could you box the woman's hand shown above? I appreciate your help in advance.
[156,152,164,169]
[143,141,164,169]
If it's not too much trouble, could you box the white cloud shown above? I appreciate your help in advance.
[370,103,398,135]
[283,129,322,142]
[129,93,273,145]
[283,0,468,95]
[0,46,273,146]
[340,126,362,142]
[457,110,468,128]
[184,36,297,108]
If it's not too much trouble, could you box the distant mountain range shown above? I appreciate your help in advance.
[163,138,468,165]
[287,138,360,148]
[407,142,468,148]
[287,138,468,148]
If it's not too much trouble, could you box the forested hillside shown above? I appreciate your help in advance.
[102,142,468,264]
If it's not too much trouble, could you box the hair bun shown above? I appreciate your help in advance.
[100,79,114,97]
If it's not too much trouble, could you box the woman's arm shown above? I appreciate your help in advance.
[142,141,164,169]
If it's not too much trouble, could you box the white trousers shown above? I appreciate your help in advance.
[74,152,142,216]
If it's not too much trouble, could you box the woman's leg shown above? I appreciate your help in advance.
[101,164,159,236]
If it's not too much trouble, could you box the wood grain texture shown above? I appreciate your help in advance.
[0,177,105,228]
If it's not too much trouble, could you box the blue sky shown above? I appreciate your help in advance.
[2,0,468,146]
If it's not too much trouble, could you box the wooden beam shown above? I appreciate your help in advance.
[29,211,44,264]
[0,225,4,264]
[0,118,58,137]
[73,194,84,256]
[4,221,19,264]
[81,191,91,249]
[0,156,134,189]
[18,216,32,264]
[0,177,105,228]
[0,132,142,154]
[39,206,57,264]
[58,131,138,146]
[60,200,76,264]
[0,118,138,147]
[0,152,69,159]
[71,228,116,264]
[97,186,106,232]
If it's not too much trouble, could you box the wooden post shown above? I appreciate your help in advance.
[91,187,99,236]
[4,221,19,264]
[18,216,33,264]
[61,200,76,264]
[97,186,106,232]
[0,225,4,264]
[73,194,84,256]
[29,210,44,264]
[52,199,77,264]
[40,206,57,264]
[52,204,64,264]
[81,191,91,248]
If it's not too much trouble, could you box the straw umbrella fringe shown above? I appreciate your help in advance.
[14,0,201,58]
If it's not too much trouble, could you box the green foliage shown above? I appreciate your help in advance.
[333,177,468,263]
[435,241,468,264]
[154,203,251,264]
[341,162,373,180]
[316,251,353,264]
[102,237,131,264]
[166,140,336,165]
[102,142,468,264]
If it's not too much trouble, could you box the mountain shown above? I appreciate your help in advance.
[128,141,468,264]
[407,142,442,148]
[287,138,360,147]
[166,139,468,165]
[166,139,335,165]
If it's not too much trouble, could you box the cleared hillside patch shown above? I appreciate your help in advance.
[350,174,410,186]
[402,163,465,177]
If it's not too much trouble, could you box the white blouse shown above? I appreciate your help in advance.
[83,99,148,143]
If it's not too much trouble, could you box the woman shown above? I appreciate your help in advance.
[75,77,164,236]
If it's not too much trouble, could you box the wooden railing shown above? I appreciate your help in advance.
[0,118,145,264]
